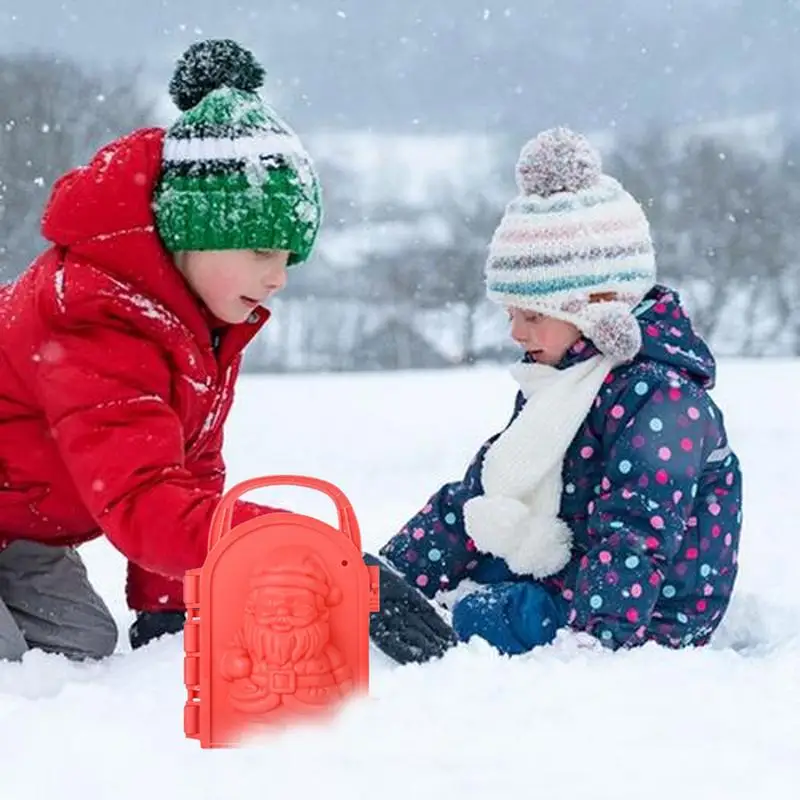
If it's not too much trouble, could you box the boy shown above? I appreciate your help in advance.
[0,39,322,661]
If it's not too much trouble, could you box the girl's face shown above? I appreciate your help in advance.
[507,307,582,365]
[175,248,290,324]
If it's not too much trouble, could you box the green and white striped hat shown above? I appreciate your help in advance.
[153,39,322,265]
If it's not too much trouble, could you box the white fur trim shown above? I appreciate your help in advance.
[463,496,574,579]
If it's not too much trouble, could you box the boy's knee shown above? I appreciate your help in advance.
[81,612,119,660]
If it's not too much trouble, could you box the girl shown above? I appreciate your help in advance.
[366,127,743,664]
[0,39,323,661]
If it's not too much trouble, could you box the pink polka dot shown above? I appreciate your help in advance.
[646,535,661,549]
[654,302,667,314]
[568,609,578,624]
[601,476,611,491]
[580,555,590,569]
[636,625,647,638]
[562,589,574,601]
[416,574,429,588]
[626,608,640,623]
[673,490,683,503]
[649,572,661,587]
[631,583,643,598]
[646,324,660,338]
[687,406,700,421]
[632,435,646,449]
[611,404,625,419]
[656,469,669,485]
[711,524,721,538]
[465,538,477,552]
[599,550,613,565]
[658,447,672,461]
[650,516,665,530]
[704,584,714,596]
[605,571,619,586]
[412,527,425,540]
[687,516,698,528]
[638,475,649,488]
[724,533,733,547]
[581,446,594,459]
[681,438,694,452]
[685,547,699,560]
[696,599,707,613]
[622,488,634,500]
[668,387,681,402]
[708,503,721,516]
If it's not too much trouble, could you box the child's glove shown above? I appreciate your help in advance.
[451,581,567,655]
[129,610,186,650]
[364,552,459,665]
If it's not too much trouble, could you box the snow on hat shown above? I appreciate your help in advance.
[153,39,322,265]
[485,127,657,361]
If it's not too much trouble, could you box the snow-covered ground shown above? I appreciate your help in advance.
[2,360,799,799]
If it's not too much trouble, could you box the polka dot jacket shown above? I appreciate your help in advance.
[379,285,743,652]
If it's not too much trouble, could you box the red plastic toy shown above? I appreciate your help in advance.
[183,475,380,748]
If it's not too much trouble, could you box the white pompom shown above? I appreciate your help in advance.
[516,127,602,197]
[588,308,643,363]
[463,495,529,557]
[505,515,573,579]
[464,496,573,579]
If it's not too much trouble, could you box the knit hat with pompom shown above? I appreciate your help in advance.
[485,127,656,362]
[152,39,322,265]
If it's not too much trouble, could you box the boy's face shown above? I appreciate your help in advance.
[177,249,290,323]
[507,307,582,366]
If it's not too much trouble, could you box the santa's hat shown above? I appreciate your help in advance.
[250,550,342,606]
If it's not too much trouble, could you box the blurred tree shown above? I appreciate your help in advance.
[0,53,156,282]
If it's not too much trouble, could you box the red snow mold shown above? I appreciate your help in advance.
[183,475,380,748]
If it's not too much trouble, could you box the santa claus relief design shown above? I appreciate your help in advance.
[219,547,354,715]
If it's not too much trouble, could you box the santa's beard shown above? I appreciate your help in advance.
[244,614,329,665]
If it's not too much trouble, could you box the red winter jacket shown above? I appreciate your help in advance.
[0,127,279,612]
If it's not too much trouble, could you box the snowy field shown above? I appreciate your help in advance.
[1,359,799,799]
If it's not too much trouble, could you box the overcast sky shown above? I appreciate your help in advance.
[1,0,798,136]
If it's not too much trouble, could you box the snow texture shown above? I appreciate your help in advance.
[1,359,799,799]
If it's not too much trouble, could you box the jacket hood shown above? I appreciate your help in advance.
[526,285,716,389]
[39,126,268,340]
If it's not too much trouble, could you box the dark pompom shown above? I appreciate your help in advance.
[168,39,266,111]
[516,126,602,197]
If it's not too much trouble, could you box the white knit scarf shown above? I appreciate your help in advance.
[463,353,618,578]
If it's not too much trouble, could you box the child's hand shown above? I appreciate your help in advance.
[129,610,186,650]
[451,581,567,655]
[364,552,458,665]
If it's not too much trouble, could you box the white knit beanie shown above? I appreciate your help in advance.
[485,127,657,362]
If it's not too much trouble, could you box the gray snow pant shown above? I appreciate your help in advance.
[0,540,118,663]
